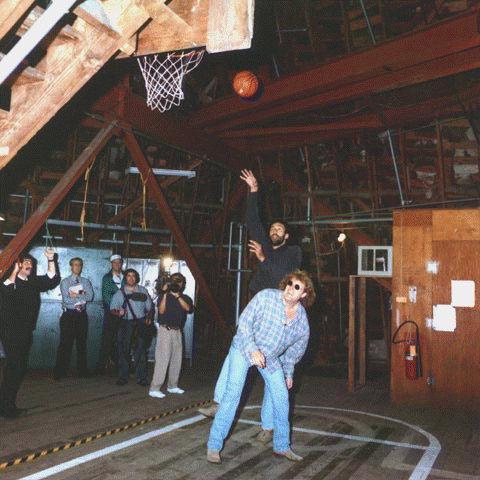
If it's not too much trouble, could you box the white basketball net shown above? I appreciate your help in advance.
[137,49,205,113]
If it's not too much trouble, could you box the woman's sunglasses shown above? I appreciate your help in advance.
[287,280,302,290]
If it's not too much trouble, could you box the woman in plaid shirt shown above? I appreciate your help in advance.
[206,270,315,464]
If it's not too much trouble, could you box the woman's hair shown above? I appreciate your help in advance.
[278,269,316,308]
[124,268,140,284]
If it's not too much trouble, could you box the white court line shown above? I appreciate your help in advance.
[20,406,441,480]
[238,419,429,450]
[19,415,206,480]
[245,405,441,480]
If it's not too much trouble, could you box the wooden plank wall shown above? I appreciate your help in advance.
[391,209,480,406]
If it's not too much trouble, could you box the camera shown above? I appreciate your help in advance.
[157,273,184,294]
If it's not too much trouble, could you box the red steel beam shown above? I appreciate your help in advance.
[0,123,117,276]
[123,128,229,335]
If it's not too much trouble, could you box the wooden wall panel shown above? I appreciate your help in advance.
[432,210,480,241]
[431,240,480,405]
[391,209,480,406]
[391,211,433,405]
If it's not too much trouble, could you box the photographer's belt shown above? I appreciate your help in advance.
[160,324,181,331]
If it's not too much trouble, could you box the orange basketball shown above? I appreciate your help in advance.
[232,70,259,98]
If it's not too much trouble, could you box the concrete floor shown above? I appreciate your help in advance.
[1,363,480,480]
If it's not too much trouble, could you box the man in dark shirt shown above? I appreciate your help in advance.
[240,169,302,293]
[0,249,60,418]
[198,170,303,422]
[149,273,193,399]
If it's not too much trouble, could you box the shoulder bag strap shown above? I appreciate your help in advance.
[121,287,138,321]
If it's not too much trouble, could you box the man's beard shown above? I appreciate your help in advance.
[271,235,285,246]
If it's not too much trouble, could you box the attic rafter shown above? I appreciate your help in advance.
[217,81,480,150]
[0,123,118,276]
[92,85,389,266]
[0,0,34,40]
[192,8,480,131]
[123,128,229,336]
[87,155,202,242]
[0,0,151,169]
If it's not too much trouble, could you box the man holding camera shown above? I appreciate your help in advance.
[149,272,193,399]
[54,257,94,380]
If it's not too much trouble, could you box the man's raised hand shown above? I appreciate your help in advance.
[248,240,265,262]
[44,248,55,261]
[240,169,258,193]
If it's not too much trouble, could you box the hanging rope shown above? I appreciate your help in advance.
[139,170,150,230]
[79,162,95,241]
[44,221,56,251]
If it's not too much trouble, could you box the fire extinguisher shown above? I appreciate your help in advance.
[392,321,423,380]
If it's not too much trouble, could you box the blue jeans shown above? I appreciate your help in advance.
[214,351,274,430]
[207,347,290,453]
[117,319,148,382]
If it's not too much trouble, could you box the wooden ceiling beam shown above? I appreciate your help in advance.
[216,82,480,149]
[88,157,202,241]
[0,124,117,277]
[0,0,35,40]
[0,0,150,169]
[207,45,480,134]
[93,86,388,261]
[191,8,480,129]
[123,128,229,335]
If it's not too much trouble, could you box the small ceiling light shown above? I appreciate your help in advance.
[337,233,346,243]
[163,256,174,270]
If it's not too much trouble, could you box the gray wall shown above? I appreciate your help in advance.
[29,246,111,368]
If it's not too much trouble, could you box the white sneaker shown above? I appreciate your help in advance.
[167,387,185,394]
[149,390,165,399]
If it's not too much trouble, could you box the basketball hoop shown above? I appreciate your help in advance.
[137,49,205,113]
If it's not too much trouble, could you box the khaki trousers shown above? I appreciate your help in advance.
[150,326,182,390]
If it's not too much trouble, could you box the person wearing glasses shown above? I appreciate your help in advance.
[199,170,302,426]
[206,270,315,464]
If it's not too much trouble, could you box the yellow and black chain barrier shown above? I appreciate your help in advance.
[0,399,212,470]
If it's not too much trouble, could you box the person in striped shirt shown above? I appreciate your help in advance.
[206,270,315,464]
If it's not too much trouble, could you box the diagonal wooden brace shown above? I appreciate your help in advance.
[123,128,229,336]
[0,123,117,276]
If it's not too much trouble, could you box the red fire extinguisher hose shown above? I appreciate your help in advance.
[392,321,423,380]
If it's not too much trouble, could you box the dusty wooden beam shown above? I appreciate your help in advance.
[206,0,254,53]
[117,0,206,57]
[123,128,229,336]
[0,0,34,40]
[0,0,149,169]
[348,276,356,393]
[435,120,446,203]
[88,157,202,241]
[192,8,480,130]
[0,124,116,276]
[17,5,82,41]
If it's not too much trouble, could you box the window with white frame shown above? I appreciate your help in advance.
[357,246,393,277]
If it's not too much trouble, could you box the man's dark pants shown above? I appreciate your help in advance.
[96,310,119,373]
[54,310,88,377]
[117,318,149,383]
[0,327,33,413]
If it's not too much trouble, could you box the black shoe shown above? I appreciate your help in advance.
[53,372,64,381]
[116,378,128,386]
[137,379,149,387]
